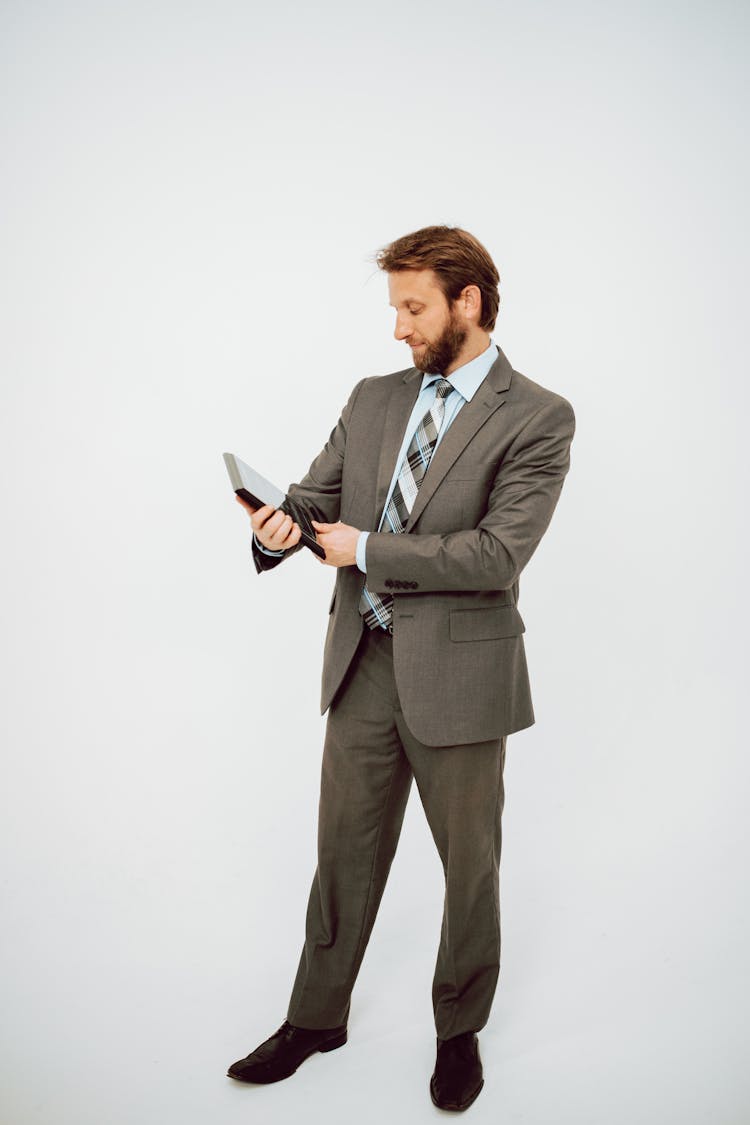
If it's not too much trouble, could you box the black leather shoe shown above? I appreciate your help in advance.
[430,1031,484,1111]
[227,1020,348,1084]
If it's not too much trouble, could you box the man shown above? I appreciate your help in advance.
[227,225,575,1111]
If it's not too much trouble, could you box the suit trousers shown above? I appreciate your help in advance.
[286,620,508,1040]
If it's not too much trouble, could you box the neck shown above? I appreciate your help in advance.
[444,331,491,375]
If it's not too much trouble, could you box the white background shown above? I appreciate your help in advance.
[1,2,747,1122]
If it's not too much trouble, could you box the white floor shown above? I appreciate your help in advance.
[3,754,747,1125]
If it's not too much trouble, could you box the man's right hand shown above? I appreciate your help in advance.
[235,496,302,551]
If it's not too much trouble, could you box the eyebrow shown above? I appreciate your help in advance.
[389,299,425,308]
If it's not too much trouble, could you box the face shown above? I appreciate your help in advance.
[388,269,468,375]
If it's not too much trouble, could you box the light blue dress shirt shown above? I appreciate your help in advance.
[255,338,499,571]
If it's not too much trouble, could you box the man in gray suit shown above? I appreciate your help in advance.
[227,226,575,1111]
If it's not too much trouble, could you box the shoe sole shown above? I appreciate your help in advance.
[227,1030,348,1084]
[429,1074,484,1111]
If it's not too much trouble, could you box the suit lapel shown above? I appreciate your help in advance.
[406,346,513,530]
[373,344,514,532]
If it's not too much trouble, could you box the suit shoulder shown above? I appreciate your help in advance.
[354,366,418,398]
[508,368,575,422]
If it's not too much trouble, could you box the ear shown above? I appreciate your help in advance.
[458,283,482,325]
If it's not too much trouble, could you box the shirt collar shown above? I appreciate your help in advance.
[420,337,497,402]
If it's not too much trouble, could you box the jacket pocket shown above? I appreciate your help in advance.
[449,604,525,642]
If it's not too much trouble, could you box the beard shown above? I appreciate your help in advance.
[412,311,468,375]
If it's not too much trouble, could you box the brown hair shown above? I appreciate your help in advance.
[375,225,500,331]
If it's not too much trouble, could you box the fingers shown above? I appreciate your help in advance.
[284,522,302,548]
[249,504,276,533]
[235,500,303,549]
[252,505,301,550]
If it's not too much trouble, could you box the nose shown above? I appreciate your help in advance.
[394,312,412,341]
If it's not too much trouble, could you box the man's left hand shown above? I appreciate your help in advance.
[311,520,361,567]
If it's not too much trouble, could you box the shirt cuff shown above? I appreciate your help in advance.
[254,531,285,557]
[356,531,369,573]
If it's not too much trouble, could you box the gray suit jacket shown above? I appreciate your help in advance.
[252,344,575,746]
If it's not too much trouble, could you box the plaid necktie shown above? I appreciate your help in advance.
[359,377,455,632]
